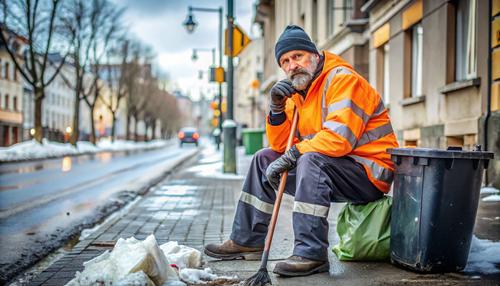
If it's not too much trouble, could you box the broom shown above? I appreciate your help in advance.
[243,108,299,286]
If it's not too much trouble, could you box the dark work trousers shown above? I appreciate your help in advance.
[230,148,383,262]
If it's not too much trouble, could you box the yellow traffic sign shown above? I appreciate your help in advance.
[224,24,251,57]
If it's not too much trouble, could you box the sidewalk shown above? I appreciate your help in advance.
[26,145,499,285]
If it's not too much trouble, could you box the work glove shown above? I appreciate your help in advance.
[269,79,295,113]
[265,145,301,190]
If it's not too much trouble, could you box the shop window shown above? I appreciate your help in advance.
[411,23,423,97]
[455,0,477,81]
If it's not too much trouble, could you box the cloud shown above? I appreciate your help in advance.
[111,0,256,99]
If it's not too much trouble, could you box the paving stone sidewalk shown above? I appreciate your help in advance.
[26,146,500,285]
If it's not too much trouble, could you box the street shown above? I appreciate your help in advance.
[0,144,198,283]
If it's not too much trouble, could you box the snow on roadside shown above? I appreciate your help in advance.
[66,235,238,286]
[465,235,500,274]
[0,138,173,162]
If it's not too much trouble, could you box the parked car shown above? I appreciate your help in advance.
[178,127,199,147]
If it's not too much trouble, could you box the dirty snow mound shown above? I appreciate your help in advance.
[465,235,500,274]
[160,241,202,269]
[66,235,178,286]
[179,268,218,284]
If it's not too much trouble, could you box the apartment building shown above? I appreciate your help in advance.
[0,36,24,146]
[235,38,265,128]
[253,0,499,186]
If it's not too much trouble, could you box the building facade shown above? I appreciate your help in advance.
[0,37,24,146]
[235,38,265,128]
[253,0,499,187]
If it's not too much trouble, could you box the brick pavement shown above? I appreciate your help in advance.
[27,150,246,285]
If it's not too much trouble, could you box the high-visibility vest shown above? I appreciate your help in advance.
[266,51,399,193]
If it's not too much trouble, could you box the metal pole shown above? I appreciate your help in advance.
[223,0,236,173]
[217,7,223,151]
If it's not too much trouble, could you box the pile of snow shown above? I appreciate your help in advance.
[0,139,172,162]
[160,241,202,269]
[67,235,178,286]
[465,235,500,274]
[67,235,236,286]
[179,268,218,284]
[481,187,500,202]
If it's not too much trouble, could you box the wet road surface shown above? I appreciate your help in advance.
[0,144,197,283]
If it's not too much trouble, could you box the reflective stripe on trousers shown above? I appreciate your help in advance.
[230,148,382,261]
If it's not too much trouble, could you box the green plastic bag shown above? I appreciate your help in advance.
[332,196,392,261]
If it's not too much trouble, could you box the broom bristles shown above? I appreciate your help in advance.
[243,267,272,286]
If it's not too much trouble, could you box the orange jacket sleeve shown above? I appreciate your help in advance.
[265,99,297,153]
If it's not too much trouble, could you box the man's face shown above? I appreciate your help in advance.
[279,50,319,91]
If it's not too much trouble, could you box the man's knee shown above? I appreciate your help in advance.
[253,148,281,167]
[297,152,324,168]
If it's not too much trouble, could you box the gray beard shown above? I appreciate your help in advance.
[288,55,318,91]
[291,73,313,91]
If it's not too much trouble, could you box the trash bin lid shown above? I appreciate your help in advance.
[387,147,494,160]
[242,128,265,134]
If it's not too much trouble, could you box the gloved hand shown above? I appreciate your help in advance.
[265,145,301,190]
[269,79,295,113]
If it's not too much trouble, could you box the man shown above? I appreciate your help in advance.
[205,25,398,277]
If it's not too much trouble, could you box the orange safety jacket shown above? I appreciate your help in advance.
[266,51,399,193]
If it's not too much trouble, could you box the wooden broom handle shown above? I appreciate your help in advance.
[263,107,299,252]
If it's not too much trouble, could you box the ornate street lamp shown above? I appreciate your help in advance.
[182,13,197,33]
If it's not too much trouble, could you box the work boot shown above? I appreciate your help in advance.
[204,240,263,260]
[273,255,329,277]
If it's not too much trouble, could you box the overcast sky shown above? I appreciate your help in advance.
[112,0,257,101]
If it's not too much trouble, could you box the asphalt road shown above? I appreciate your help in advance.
[0,143,198,283]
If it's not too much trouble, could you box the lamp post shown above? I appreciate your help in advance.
[183,6,224,151]
[191,48,216,66]
[224,0,237,173]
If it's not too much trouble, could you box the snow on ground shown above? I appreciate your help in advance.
[0,139,173,162]
[67,235,237,286]
[482,194,500,202]
[480,187,500,194]
[480,187,500,202]
[465,235,500,274]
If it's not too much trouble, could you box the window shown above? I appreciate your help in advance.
[327,0,353,36]
[5,62,9,80]
[5,94,9,109]
[13,96,17,111]
[343,0,352,23]
[383,44,390,105]
[455,0,477,80]
[411,23,423,97]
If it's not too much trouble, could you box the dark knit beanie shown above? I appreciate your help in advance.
[275,25,319,66]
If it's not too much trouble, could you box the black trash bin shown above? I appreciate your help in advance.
[387,147,494,273]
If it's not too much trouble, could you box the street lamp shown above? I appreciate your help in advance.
[183,6,224,151]
[191,48,216,65]
[182,13,197,33]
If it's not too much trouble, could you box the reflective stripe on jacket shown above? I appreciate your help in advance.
[265,51,399,192]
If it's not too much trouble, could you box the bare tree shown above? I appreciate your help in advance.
[125,44,153,141]
[61,0,122,145]
[0,0,74,142]
[83,0,122,144]
[101,39,129,142]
